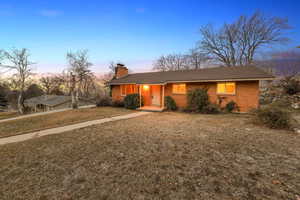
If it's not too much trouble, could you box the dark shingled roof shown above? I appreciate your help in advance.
[24,95,95,107]
[24,95,71,107]
[108,66,275,85]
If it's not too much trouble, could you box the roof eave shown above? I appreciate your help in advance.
[166,77,275,83]
[108,77,275,85]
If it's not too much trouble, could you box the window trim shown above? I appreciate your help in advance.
[172,83,186,95]
[120,85,126,96]
[216,82,236,95]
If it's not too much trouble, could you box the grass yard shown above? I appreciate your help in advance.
[0,112,299,200]
[0,112,19,120]
[0,107,133,138]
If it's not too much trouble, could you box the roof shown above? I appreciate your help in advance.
[108,66,275,85]
[24,95,72,107]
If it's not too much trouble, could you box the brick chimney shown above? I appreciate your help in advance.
[115,63,128,79]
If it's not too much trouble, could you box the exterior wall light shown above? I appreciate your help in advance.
[143,85,149,90]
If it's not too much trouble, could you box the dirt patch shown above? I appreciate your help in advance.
[0,107,133,138]
[0,112,299,200]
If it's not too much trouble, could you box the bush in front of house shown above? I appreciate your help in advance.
[252,105,291,129]
[225,100,237,113]
[96,96,112,107]
[165,96,177,111]
[186,88,221,114]
[187,88,210,112]
[124,93,140,109]
[112,100,124,107]
[202,103,220,114]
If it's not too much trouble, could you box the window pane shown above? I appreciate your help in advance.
[217,83,226,93]
[173,84,186,94]
[217,82,235,94]
[226,82,235,94]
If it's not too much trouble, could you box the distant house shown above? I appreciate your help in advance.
[24,95,94,112]
[108,64,275,112]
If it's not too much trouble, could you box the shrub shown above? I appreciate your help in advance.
[187,88,210,112]
[253,105,291,129]
[124,93,140,109]
[202,103,220,114]
[280,77,300,95]
[112,100,124,107]
[96,96,112,107]
[165,96,177,111]
[225,100,237,112]
[270,98,290,108]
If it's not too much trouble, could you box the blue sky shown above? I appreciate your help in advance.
[0,0,299,73]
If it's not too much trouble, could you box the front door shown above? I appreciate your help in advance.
[151,85,161,106]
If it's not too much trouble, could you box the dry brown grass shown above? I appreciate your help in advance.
[0,112,299,200]
[0,112,19,120]
[0,107,133,138]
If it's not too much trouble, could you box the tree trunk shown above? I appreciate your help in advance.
[70,74,78,109]
[18,92,24,114]
[71,91,78,109]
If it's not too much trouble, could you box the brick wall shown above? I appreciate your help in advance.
[164,81,259,112]
[111,81,260,112]
[115,66,128,79]
[111,85,124,101]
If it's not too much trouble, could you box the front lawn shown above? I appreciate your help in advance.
[0,112,19,120]
[0,107,133,138]
[0,112,299,200]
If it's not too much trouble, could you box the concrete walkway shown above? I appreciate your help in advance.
[0,105,96,123]
[0,111,150,146]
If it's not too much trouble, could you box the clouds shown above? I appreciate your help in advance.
[39,9,63,17]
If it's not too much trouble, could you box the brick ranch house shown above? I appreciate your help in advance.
[108,64,274,112]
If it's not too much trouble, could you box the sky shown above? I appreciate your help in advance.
[0,0,299,74]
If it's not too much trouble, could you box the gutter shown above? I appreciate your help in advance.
[108,77,275,85]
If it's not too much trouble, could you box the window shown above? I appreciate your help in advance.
[172,84,186,94]
[217,82,236,95]
[121,85,126,96]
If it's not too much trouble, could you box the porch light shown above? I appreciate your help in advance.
[143,85,149,90]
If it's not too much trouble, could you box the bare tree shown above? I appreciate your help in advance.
[199,11,290,66]
[153,50,211,71]
[66,50,93,108]
[100,61,116,83]
[0,48,34,114]
[40,76,53,94]
[153,53,189,71]
[257,50,300,77]
[185,48,211,69]
[101,61,128,83]
[40,74,64,95]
